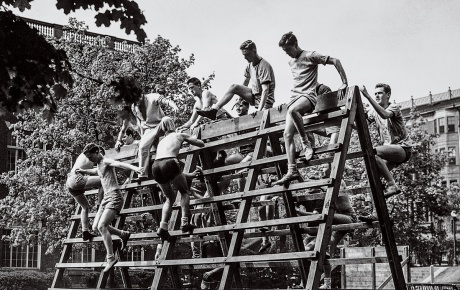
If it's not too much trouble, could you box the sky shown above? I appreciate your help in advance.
[11,0,460,110]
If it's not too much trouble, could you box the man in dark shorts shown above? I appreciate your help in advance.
[81,143,144,272]
[196,40,275,120]
[360,84,412,197]
[151,118,205,241]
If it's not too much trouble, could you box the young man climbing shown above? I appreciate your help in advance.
[66,150,102,242]
[151,118,206,241]
[177,77,231,132]
[80,143,144,272]
[115,85,179,182]
[195,40,275,120]
[274,32,348,186]
[360,84,412,197]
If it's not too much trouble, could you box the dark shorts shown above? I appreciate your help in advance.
[152,157,182,184]
[401,146,412,164]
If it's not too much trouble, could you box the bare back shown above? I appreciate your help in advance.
[71,153,95,173]
[155,133,185,159]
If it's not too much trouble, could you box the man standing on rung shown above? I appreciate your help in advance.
[81,143,144,273]
[152,118,205,241]
[195,40,275,120]
[274,32,348,185]
[360,84,412,198]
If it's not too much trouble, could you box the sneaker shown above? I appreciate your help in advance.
[181,223,196,234]
[103,257,118,273]
[384,185,402,198]
[358,214,378,223]
[258,241,272,254]
[82,231,97,242]
[196,108,218,120]
[302,143,314,161]
[119,231,131,252]
[272,171,300,186]
[157,228,170,241]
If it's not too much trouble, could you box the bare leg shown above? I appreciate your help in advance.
[214,85,253,110]
[97,208,119,272]
[74,194,91,232]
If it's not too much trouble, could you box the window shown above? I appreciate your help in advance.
[124,245,143,261]
[438,117,445,134]
[450,180,457,186]
[434,119,437,134]
[7,131,26,173]
[7,148,26,173]
[70,244,93,263]
[1,229,39,268]
[439,148,446,155]
[448,147,457,165]
[447,116,456,133]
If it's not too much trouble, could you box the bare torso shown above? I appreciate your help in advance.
[71,153,95,173]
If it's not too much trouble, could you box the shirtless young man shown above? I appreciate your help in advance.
[196,40,275,120]
[80,143,144,272]
[151,118,205,241]
[66,151,103,241]
[177,77,230,132]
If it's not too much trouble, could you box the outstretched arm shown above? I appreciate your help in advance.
[178,101,201,131]
[182,133,205,147]
[115,120,130,151]
[327,57,348,91]
[104,159,144,175]
[360,86,393,119]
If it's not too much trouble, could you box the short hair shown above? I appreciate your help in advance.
[375,83,391,95]
[240,40,256,51]
[279,31,297,47]
[187,77,201,87]
[83,143,99,154]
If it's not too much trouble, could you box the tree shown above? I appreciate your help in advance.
[0,19,201,254]
[0,0,147,117]
[348,109,450,265]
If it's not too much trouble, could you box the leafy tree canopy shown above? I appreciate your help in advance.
[0,0,147,118]
[0,18,212,253]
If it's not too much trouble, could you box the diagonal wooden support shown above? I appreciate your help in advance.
[268,133,309,286]
[150,151,199,289]
[97,189,135,288]
[51,203,83,288]
[306,86,358,289]
[354,89,407,290]
[219,109,270,290]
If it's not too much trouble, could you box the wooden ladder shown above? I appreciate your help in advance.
[49,86,406,290]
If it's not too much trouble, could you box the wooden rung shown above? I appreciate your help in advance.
[56,251,317,269]
[328,256,390,266]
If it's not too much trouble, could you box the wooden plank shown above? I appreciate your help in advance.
[354,86,408,290]
[55,251,317,269]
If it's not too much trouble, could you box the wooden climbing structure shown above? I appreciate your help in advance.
[49,86,407,289]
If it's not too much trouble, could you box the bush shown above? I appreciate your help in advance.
[0,270,71,290]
